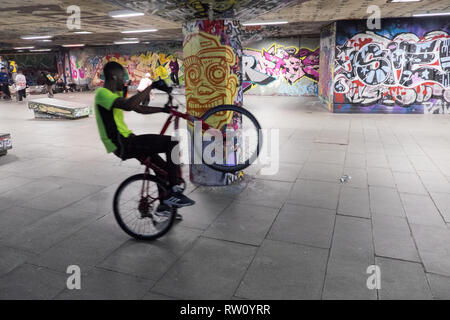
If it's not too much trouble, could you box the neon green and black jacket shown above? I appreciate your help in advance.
[94,87,133,153]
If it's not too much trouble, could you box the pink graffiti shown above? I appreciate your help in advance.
[244,44,320,86]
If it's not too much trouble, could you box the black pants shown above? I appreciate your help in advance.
[170,72,179,86]
[116,134,180,188]
[142,94,150,106]
[18,89,26,101]
[1,84,10,99]
[47,84,54,97]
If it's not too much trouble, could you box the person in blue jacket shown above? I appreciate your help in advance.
[0,67,11,100]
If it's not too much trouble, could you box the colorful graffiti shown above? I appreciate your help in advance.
[183,20,241,129]
[242,43,319,96]
[183,19,243,186]
[319,23,336,111]
[67,48,184,88]
[333,18,450,113]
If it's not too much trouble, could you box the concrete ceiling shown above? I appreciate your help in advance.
[0,0,449,51]
[110,0,301,22]
[260,0,450,23]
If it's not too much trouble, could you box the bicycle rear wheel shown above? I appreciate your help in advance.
[198,105,262,173]
[113,174,176,241]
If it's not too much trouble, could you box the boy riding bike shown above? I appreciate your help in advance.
[94,62,195,215]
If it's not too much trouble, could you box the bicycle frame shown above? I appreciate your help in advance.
[160,107,212,135]
[138,103,205,199]
[138,98,233,199]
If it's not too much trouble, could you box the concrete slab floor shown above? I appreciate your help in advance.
[1,92,450,299]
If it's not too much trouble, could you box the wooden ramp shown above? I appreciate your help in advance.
[28,98,90,119]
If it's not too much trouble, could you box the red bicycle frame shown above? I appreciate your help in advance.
[138,101,231,199]
[138,105,208,199]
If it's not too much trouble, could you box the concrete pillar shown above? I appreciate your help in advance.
[182,19,243,185]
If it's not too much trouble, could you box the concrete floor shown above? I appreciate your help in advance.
[1,92,450,300]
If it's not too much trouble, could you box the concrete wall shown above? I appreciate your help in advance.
[243,37,320,96]
[322,17,450,114]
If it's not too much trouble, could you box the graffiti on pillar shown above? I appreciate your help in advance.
[183,19,244,186]
[242,43,319,95]
[183,30,238,129]
[334,30,450,113]
[319,23,336,111]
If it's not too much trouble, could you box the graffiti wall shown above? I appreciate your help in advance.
[243,37,320,96]
[319,23,336,111]
[66,42,184,88]
[333,17,450,114]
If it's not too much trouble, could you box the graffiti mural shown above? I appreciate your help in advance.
[67,45,184,88]
[242,40,319,96]
[183,19,241,128]
[319,23,336,111]
[333,18,450,113]
[183,19,243,186]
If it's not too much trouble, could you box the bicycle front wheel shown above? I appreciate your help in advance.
[113,174,176,241]
[199,105,262,173]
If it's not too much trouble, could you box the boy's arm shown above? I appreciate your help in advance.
[133,105,169,114]
[112,85,152,111]
[112,80,171,114]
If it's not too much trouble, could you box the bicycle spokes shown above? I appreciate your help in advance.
[200,107,261,170]
[114,176,175,240]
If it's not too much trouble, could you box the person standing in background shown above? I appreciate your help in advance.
[0,56,7,71]
[137,73,154,106]
[15,69,27,101]
[9,61,17,82]
[169,57,180,87]
[0,67,11,100]
[42,71,55,98]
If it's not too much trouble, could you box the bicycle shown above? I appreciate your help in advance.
[113,91,262,240]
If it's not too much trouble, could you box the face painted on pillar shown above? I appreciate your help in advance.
[184,32,238,128]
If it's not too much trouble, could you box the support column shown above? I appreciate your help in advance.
[182,19,243,186]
